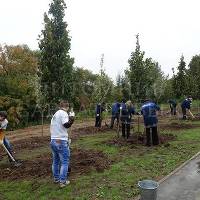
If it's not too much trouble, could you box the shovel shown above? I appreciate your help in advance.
[0,132,22,167]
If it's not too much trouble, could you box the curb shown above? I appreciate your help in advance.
[134,150,200,200]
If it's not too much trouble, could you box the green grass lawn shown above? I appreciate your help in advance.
[1,119,200,200]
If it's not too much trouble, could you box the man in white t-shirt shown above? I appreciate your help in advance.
[50,100,75,188]
[0,111,14,162]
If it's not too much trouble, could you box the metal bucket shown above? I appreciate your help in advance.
[138,180,159,200]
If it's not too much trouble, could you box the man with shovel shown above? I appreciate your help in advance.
[181,96,195,120]
[141,100,160,146]
[0,111,21,167]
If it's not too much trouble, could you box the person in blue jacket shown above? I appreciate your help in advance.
[95,102,105,127]
[168,99,177,115]
[181,97,194,120]
[120,100,135,139]
[141,100,160,146]
[110,101,120,129]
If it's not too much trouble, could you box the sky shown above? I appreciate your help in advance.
[0,0,200,81]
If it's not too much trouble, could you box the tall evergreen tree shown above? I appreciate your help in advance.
[172,55,187,98]
[128,34,146,101]
[92,54,112,103]
[38,0,74,105]
[187,55,200,98]
[127,34,164,101]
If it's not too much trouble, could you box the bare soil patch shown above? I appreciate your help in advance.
[0,126,111,154]
[105,133,176,148]
[159,122,200,131]
[0,148,111,181]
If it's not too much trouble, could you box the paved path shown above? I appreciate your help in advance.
[157,153,200,200]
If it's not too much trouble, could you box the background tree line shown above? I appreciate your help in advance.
[0,0,200,128]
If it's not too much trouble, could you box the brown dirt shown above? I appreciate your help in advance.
[159,122,200,130]
[0,148,111,181]
[0,125,111,155]
[6,120,96,142]
[192,114,200,121]
[105,133,176,148]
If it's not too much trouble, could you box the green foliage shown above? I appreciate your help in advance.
[0,96,24,129]
[0,45,39,129]
[172,55,187,98]
[127,34,146,100]
[72,67,97,110]
[92,54,113,103]
[127,34,166,102]
[187,55,200,98]
[38,0,74,104]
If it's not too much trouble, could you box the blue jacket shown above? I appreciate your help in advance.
[141,101,160,127]
[168,99,177,108]
[95,104,105,116]
[120,104,135,123]
[111,102,120,115]
[181,99,191,109]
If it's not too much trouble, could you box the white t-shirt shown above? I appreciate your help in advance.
[0,119,8,130]
[50,110,69,140]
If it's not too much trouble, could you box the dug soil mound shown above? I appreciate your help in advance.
[105,133,176,148]
[0,148,111,181]
[160,122,200,130]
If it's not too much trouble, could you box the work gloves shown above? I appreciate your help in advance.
[69,111,75,122]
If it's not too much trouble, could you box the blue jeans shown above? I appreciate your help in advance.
[3,138,13,162]
[50,139,70,183]
[3,138,12,152]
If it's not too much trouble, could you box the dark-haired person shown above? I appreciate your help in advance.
[141,100,160,146]
[168,99,177,115]
[50,100,75,188]
[181,97,194,120]
[95,102,105,128]
[110,101,120,129]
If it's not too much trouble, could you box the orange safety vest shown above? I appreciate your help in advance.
[0,129,5,141]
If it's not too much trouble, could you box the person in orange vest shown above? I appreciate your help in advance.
[0,111,14,162]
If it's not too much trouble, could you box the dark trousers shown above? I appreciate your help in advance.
[146,126,159,146]
[95,116,102,127]
[170,107,176,115]
[182,107,187,120]
[110,114,119,129]
[122,122,130,139]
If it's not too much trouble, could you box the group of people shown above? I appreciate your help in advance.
[95,99,160,146]
[168,96,194,119]
[0,96,196,188]
[95,96,195,146]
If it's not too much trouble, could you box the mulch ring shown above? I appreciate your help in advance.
[105,133,176,148]
[0,148,111,181]
[159,122,200,130]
